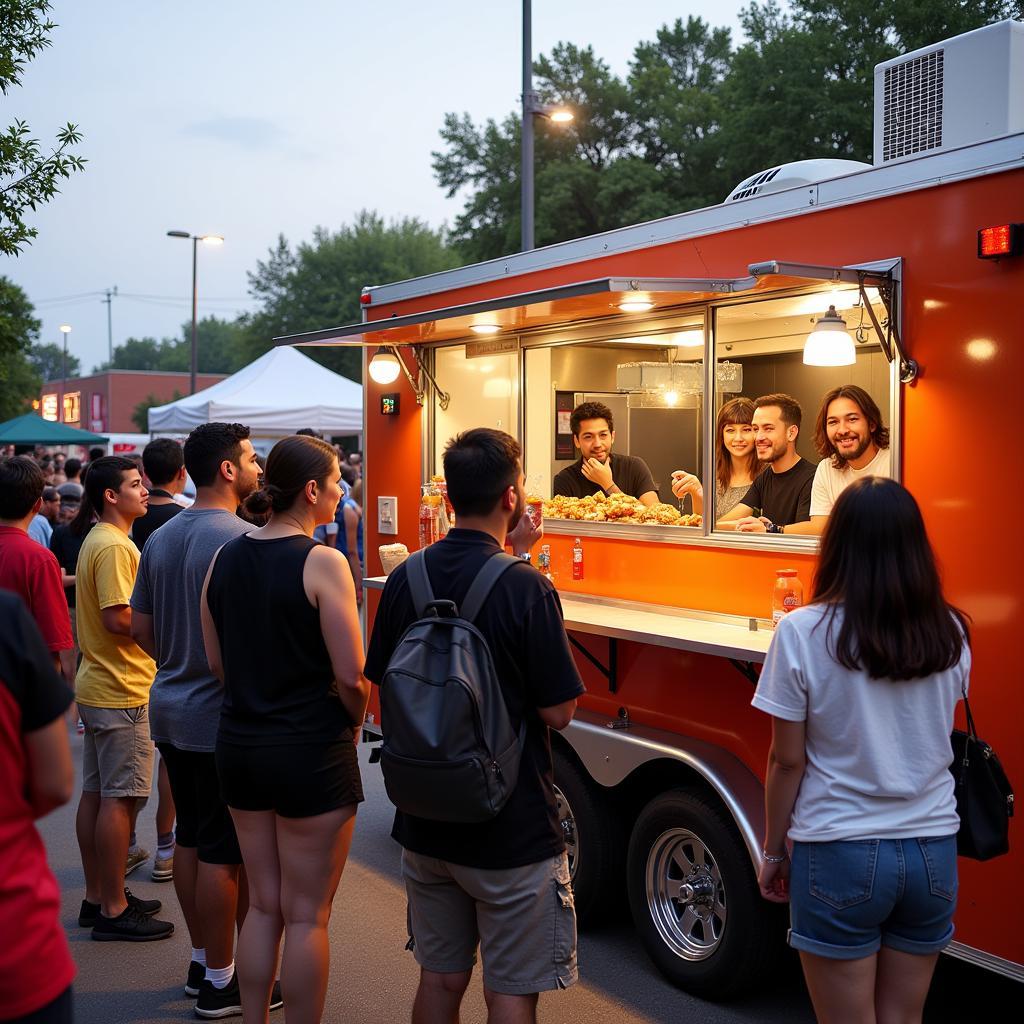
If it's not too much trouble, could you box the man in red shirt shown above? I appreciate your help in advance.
[0,458,75,686]
[0,591,76,1023]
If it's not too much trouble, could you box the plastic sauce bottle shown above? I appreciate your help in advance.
[572,537,584,581]
[537,543,553,581]
[771,569,803,626]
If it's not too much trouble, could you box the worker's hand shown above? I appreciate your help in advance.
[735,516,769,533]
[507,509,543,556]
[758,858,790,903]
[670,471,702,501]
[581,458,614,492]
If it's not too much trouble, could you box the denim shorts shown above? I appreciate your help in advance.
[789,837,957,960]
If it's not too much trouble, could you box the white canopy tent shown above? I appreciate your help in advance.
[148,346,362,437]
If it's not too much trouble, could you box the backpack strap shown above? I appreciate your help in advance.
[405,550,436,619]
[460,552,521,623]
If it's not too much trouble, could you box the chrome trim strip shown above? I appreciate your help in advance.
[944,941,1024,982]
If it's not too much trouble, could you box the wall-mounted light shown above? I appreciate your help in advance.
[803,305,856,366]
[673,328,704,348]
[470,323,501,335]
[368,344,450,411]
[618,299,655,313]
[368,346,402,384]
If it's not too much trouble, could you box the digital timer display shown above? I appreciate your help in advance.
[380,393,400,416]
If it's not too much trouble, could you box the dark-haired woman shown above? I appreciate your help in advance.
[754,477,969,1023]
[670,397,762,519]
[201,435,369,1024]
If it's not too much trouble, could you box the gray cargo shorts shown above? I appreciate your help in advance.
[401,849,578,995]
[79,704,154,799]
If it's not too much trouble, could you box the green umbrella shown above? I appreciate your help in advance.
[0,412,109,445]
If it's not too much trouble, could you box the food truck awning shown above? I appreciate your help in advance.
[274,261,897,349]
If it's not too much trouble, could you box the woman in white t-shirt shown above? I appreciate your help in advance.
[753,477,969,1023]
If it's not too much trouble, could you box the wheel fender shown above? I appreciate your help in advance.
[561,709,766,871]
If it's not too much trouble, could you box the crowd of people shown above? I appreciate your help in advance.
[0,413,970,1024]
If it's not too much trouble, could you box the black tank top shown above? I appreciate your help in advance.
[207,533,352,746]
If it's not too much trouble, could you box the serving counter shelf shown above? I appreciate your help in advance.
[364,576,774,689]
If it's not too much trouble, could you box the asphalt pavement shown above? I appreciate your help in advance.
[39,733,1017,1023]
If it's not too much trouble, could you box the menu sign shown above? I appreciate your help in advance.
[555,390,575,460]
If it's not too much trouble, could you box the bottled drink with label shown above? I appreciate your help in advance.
[572,537,584,581]
[418,484,442,549]
[771,569,803,626]
[537,543,552,581]
[525,474,544,530]
[431,474,454,532]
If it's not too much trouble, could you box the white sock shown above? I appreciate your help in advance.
[191,948,207,966]
[205,962,234,990]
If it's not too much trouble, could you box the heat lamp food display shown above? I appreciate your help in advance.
[542,491,702,527]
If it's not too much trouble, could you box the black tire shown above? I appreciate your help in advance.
[552,748,627,925]
[626,788,785,1000]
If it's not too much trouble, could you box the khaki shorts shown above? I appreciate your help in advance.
[401,849,578,995]
[80,704,154,799]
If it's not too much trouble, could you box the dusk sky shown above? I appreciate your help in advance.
[6,1,749,373]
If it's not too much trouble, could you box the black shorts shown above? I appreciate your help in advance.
[215,738,364,819]
[10,985,72,1024]
[157,743,242,865]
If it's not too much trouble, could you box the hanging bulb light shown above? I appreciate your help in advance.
[368,346,402,384]
[803,305,856,366]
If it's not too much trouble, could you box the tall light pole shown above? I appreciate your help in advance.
[59,324,72,421]
[520,0,573,252]
[167,230,224,394]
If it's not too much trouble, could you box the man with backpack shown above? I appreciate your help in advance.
[365,427,585,1024]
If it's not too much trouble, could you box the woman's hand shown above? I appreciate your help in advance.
[758,857,791,903]
[670,470,702,501]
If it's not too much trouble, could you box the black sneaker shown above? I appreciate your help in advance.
[79,889,159,928]
[92,905,174,942]
[185,961,206,998]
[78,899,100,928]
[270,980,283,1011]
[194,974,242,1019]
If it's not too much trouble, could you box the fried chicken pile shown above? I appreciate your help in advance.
[542,491,702,528]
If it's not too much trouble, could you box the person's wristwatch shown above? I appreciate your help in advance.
[765,521,785,534]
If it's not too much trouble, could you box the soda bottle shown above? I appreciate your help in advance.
[418,484,442,549]
[771,569,803,626]
[572,537,584,581]
[537,543,553,582]
[525,474,544,530]
[431,474,454,531]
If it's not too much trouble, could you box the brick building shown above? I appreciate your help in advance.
[39,370,228,435]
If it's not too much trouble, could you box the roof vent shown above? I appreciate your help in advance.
[724,159,871,204]
[873,19,1024,165]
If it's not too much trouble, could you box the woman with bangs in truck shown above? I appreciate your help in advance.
[669,396,763,519]
[753,476,970,1024]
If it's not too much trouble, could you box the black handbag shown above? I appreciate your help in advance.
[950,687,1014,861]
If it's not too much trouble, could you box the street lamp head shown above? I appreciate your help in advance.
[167,230,190,239]
[549,108,574,124]
[200,234,225,246]
[59,324,72,334]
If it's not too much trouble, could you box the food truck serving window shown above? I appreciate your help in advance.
[424,279,900,549]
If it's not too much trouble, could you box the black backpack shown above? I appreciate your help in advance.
[379,549,525,823]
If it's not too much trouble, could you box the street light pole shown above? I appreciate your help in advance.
[167,230,224,395]
[521,0,535,252]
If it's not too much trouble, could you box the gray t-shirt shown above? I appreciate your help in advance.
[130,507,251,751]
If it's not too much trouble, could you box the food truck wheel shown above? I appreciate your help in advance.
[627,790,780,998]
[552,749,626,925]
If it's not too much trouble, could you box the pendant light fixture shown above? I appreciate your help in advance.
[803,305,856,366]
[368,346,402,384]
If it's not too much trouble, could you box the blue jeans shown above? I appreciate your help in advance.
[789,837,957,960]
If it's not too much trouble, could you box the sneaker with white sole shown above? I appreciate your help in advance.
[185,960,206,998]
[152,853,174,882]
[125,845,149,877]
[194,974,283,1018]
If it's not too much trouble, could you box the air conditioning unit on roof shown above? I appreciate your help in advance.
[873,19,1024,165]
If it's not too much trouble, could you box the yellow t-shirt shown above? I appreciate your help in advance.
[74,522,155,707]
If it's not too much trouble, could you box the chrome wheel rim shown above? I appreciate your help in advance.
[645,828,727,961]
[553,784,578,880]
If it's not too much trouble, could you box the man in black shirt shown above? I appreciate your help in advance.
[719,393,817,533]
[552,401,659,506]
[133,438,186,550]
[365,428,585,1023]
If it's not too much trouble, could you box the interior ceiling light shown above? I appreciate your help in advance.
[368,346,402,384]
[470,323,501,335]
[803,305,856,367]
[674,329,704,348]
[618,299,655,313]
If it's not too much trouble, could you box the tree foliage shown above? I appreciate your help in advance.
[99,316,248,375]
[433,0,1021,262]
[132,390,182,433]
[239,210,459,381]
[0,1,86,256]
[0,274,41,420]
[28,340,79,381]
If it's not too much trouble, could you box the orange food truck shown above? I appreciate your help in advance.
[279,21,1023,998]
